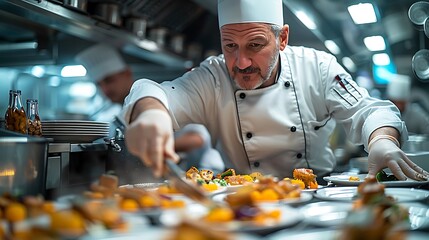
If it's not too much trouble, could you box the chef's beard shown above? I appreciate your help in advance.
[232,46,280,90]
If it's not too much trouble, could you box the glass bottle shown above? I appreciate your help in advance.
[4,90,27,134]
[26,99,42,136]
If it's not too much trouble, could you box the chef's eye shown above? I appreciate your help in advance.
[249,43,263,49]
[224,43,237,50]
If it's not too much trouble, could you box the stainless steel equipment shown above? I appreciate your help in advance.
[93,1,122,26]
[105,131,161,185]
[63,0,87,12]
[0,129,49,196]
[46,142,107,199]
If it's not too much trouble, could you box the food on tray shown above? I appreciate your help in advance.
[287,168,318,189]
[339,177,409,240]
[376,170,398,182]
[186,167,258,188]
[167,221,232,240]
[203,178,285,225]
[0,191,127,239]
[349,176,360,181]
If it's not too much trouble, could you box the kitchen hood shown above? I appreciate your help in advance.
[0,0,214,68]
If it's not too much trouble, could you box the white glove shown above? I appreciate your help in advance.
[125,109,179,178]
[367,138,429,181]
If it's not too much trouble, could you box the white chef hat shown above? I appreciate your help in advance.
[218,0,284,28]
[75,44,127,82]
[386,74,411,100]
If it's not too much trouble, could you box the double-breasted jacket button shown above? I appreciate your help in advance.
[284,81,291,88]
[290,126,296,132]
[239,93,246,99]
[297,153,303,158]
[246,132,253,139]
[253,161,260,167]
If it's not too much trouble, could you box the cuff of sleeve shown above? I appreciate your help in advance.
[362,110,408,152]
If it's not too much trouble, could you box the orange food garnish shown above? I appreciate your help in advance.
[5,202,26,222]
[50,210,86,236]
[202,183,218,191]
[120,199,139,212]
[260,189,280,201]
[139,195,158,208]
[204,207,234,222]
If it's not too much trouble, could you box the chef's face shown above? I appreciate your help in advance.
[98,68,133,104]
[220,23,289,90]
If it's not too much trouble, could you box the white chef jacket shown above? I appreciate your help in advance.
[123,46,407,178]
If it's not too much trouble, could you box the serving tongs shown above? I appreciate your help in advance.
[113,115,221,209]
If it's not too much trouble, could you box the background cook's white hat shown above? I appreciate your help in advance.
[75,44,127,82]
[386,74,411,100]
[218,0,284,27]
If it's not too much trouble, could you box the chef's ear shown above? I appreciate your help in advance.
[279,24,289,51]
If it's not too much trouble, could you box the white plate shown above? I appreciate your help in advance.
[226,184,245,192]
[315,187,429,202]
[267,228,429,240]
[42,134,108,143]
[82,227,261,240]
[131,182,227,198]
[159,203,302,233]
[300,201,353,227]
[302,185,324,192]
[300,201,429,230]
[323,174,429,187]
[212,192,313,205]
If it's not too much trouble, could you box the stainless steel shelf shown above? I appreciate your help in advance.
[0,0,191,68]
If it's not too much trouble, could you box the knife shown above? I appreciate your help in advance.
[113,115,221,208]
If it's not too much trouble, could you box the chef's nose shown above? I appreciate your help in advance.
[235,49,252,70]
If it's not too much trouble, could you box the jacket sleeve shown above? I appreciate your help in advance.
[122,79,170,124]
[322,55,408,150]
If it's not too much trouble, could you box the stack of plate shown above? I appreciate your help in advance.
[42,120,110,143]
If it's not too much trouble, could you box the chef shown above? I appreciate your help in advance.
[122,0,429,181]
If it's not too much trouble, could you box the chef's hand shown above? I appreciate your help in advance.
[125,109,179,178]
[367,137,429,181]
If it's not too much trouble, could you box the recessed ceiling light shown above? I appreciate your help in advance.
[372,53,390,66]
[61,65,87,77]
[296,11,317,30]
[324,40,341,55]
[348,3,377,24]
[363,36,386,51]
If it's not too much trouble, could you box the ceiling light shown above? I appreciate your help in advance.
[69,82,97,98]
[31,66,45,78]
[342,57,356,72]
[296,11,317,30]
[324,40,341,55]
[61,65,87,77]
[372,53,390,66]
[363,36,386,51]
[348,3,377,24]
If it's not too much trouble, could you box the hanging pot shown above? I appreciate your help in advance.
[93,1,122,26]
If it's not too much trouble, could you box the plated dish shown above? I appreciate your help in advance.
[323,174,429,187]
[159,203,302,233]
[315,187,429,202]
[299,201,429,230]
[212,192,313,205]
